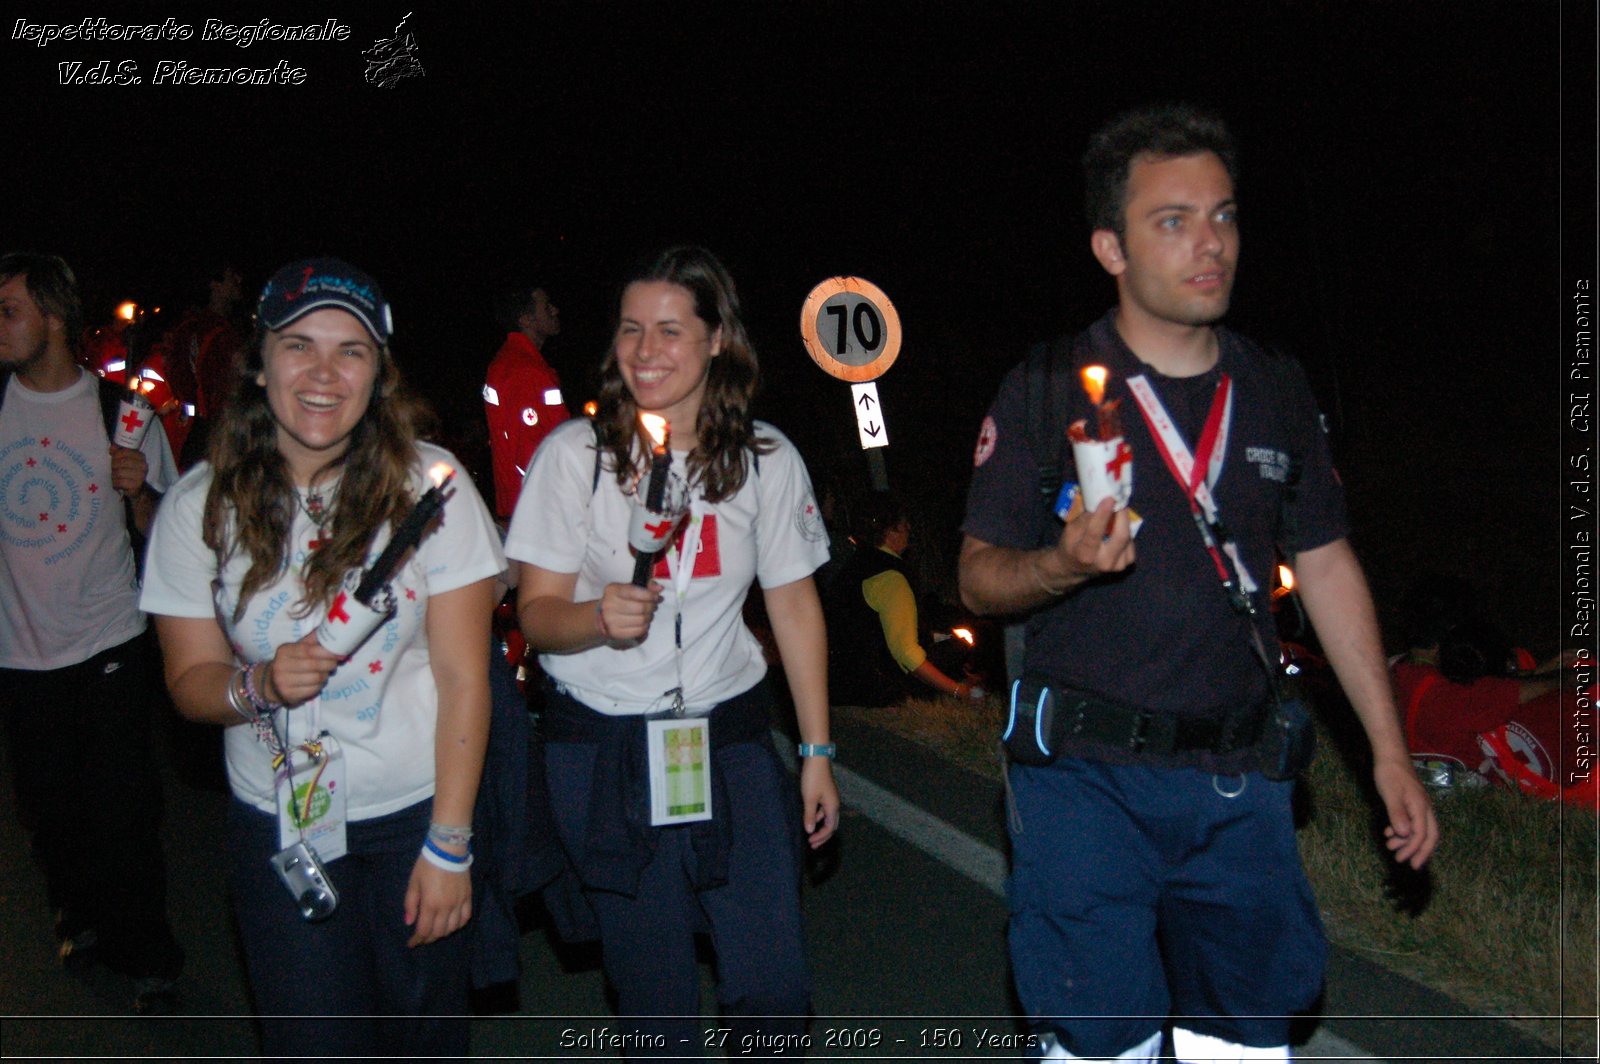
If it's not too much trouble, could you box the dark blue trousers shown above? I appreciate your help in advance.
[546,733,811,1060]
[227,798,470,1062]
[0,632,184,980]
[1007,759,1325,1057]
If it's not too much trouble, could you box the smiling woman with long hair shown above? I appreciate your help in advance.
[506,246,838,1055]
[139,258,503,1060]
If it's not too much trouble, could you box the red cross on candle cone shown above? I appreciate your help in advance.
[1106,442,1133,479]
[327,592,351,625]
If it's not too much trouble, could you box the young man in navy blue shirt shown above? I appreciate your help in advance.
[959,105,1438,1062]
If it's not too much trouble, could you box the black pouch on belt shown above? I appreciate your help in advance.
[1258,693,1316,781]
[1002,677,1062,766]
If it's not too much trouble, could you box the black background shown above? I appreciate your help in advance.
[7,0,1593,652]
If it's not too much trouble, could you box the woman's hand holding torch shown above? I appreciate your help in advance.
[315,463,455,659]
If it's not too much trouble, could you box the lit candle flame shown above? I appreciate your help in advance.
[428,462,454,489]
[952,626,976,647]
[116,300,138,323]
[582,400,598,417]
[1081,365,1108,407]
[1277,564,1295,592]
[640,412,669,450]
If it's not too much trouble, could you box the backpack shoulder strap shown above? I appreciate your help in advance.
[1021,332,1085,501]
[1254,342,1319,552]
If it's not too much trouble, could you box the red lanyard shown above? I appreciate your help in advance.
[1127,372,1258,600]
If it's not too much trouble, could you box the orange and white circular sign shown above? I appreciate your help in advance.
[799,276,902,382]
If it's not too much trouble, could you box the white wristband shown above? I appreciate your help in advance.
[420,839,473,872]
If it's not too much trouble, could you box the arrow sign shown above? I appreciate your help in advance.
[851,382,888,450]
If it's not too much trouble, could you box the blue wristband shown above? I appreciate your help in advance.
[796,742,836,759]
[422,837,470,865]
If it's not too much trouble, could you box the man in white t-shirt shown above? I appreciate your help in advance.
[0,253,184,1011]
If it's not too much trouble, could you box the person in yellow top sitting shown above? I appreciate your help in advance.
[825,493,985,706]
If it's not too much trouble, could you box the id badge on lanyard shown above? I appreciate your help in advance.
[646,716,712,825]
[646,505,713,825]
[274,697,349,859]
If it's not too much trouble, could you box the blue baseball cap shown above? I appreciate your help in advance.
[257,257,393,344]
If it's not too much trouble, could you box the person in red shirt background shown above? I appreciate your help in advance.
[1394,574,1588,803]
[163,264,246,468]
[483,282,569,521]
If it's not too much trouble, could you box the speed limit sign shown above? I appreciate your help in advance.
[799,276,902,382]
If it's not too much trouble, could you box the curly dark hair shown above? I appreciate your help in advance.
[202,319,430,622]
[1083,103,1238,238]
[593,246,772,503]
[0,252,85,349]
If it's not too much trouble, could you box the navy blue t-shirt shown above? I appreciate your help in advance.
[963,311,1348,726]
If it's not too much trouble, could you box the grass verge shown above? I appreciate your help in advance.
[836,695,1598,1057]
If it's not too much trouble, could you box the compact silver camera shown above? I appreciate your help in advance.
[270,841,339,922]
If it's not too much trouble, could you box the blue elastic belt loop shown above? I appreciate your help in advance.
[1033,689,1051,756]
[1003,679,1022,741]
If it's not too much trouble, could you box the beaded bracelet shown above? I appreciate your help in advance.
[242,661,285,714]
[421,836,473,872]
[594,600,612,641]
[226,667,257,722]
[427,822,474,848]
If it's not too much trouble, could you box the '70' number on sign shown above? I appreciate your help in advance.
[822,297,884,359]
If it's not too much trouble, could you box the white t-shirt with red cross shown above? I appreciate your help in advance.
[504,418,829,716]
[139,442,505,818]
[0,369,177,669]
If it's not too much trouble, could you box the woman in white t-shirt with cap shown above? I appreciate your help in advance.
[506,245,838,1053]
[140,258,502,1059]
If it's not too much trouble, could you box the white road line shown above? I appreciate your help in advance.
[779,734,1390,1061]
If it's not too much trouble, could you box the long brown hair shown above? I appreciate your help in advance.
[202,322,428,620]
[593,246,771,502]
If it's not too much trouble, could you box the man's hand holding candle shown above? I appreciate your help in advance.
[1030,497,1137,599]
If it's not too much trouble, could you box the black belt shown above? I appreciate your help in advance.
[1046,685,1268,757]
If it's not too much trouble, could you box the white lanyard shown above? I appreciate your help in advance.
[658,499,708,715]
[1127,373,1259,597]
[1126,373,1232,521]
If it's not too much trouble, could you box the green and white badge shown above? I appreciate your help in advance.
[275,733,348,860]
[646,717,712,826]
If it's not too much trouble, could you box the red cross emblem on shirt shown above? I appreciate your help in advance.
[119,409,145,435]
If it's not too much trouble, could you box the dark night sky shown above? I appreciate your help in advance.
[6,0,1591,651]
